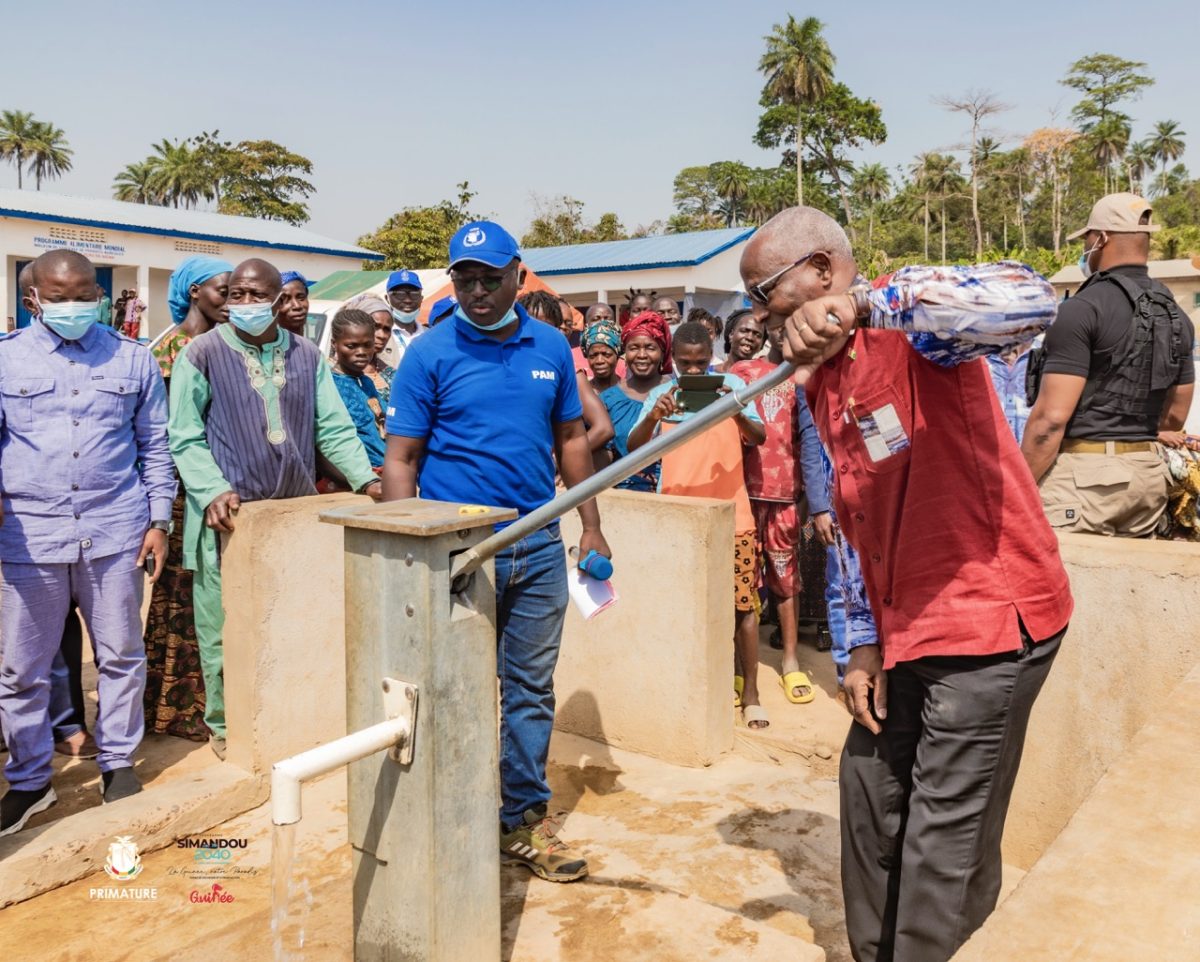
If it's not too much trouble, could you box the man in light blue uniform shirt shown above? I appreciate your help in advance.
[385,268,424,367]
[383,221,610,884]
[0,250,175,836]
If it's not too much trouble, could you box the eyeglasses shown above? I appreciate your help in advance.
[747,251,822,305]
[449,267,515,293]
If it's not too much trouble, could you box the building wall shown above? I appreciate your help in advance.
[0,216,365,338]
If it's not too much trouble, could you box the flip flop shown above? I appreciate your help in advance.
[734,675,744,708]
[780,670,815,705]
[742,704,770,730]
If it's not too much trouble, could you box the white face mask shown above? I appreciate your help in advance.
[1079,235,1105,279]
[390,306,420,326]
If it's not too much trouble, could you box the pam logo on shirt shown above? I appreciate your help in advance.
[531,370,556,381]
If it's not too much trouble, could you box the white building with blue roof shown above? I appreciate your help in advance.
[520,227,754,320]
[0,188,382,339]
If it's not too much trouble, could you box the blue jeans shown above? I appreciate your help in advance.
[494,523,568,830]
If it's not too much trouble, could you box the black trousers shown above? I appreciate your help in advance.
[840,626,1064,962]
[58,604,88,735]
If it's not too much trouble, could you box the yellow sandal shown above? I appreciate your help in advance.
[734,675,744,708]
[780,670,815,705]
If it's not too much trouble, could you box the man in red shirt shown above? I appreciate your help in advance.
[740,207,1072,962]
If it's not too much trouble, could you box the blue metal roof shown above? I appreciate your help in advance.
[0,188,382,261]
[520,227,754,276]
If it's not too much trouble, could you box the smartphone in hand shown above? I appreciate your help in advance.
[675,374,725,413]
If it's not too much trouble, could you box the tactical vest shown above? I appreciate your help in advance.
[1026,270,1186,419]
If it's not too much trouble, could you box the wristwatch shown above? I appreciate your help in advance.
[847,285,872,322]
[150,520,173,534]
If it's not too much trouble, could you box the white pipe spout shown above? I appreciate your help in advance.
[271,714,412,826]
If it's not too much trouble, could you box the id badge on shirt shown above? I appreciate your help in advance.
[850,400,910,463]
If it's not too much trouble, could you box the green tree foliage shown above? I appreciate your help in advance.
[1061,53,1154,130]
[756,82,887,241]
[111,132,315,223]
[758,15,835,205]
[357,182,478,269]
[671,163,804,231]
[853,163,890,253]
[1148,120,1186,185]
[521,195,628,248]
[26,121,72,190]
[0,110,68,190]
[217,140,315,224]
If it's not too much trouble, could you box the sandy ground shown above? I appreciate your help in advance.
[0,629,1022,962]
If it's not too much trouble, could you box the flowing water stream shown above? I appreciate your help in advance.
[271,823,314,962]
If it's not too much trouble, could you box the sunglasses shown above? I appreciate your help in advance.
[747,251,822,305]
[450,266,516,293]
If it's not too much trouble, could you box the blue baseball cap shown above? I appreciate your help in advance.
[448,220,521,269]
[386,269,423,291]
[429,296,457,326]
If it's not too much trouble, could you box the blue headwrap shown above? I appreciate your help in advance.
[281,270,315,289]
[167,255,234,324]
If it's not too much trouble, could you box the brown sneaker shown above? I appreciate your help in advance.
[500,809,588,883]
[54,731,99,759]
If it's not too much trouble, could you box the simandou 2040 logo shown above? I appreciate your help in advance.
[168,836,260,882]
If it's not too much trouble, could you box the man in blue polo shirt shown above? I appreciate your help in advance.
[382,220,610,884]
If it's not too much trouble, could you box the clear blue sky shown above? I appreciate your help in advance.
[1,0,1195,244]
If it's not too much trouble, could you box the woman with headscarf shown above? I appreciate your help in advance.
[155,255,231,382]
[599,311,673,492]
[582,319,623,392]
[344,294,397,406]
[278,270,315,337]
[143,255,232,741]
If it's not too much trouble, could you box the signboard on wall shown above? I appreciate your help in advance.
[33,235,126,260]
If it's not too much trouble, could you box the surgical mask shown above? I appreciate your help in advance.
[390,306,420,326]
[228,298,278,336]
[455,304,517,332]
[1078,238,1103,279]
[32,290,100,341]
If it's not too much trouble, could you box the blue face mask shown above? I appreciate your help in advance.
[390,306,420,326]
[34,291,100,341]
[455,304,517,332]
[228,300,278,337]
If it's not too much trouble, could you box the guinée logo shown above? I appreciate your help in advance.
[189,883,235,904]
[104,836,143,882]
[463,227,486,247]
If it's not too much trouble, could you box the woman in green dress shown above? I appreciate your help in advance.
[142,256,231,740]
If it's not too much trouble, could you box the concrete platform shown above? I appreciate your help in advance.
[0,731,841,962]
[0,624,265,907]
[953,664,1200,961]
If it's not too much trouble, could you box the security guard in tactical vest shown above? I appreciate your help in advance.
[1022,193,1196,537]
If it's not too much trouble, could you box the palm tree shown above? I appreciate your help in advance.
[0,110,37,189]
[147,139,207,208]
[854,163,891,252]
[1148,120,1186,185]
[758,15,835,206]
[1125,141,1155,195]
[922,154,963,264]
[1091,117,1130,193]
[113,161,159,203]
[26,121,73,190]
[711,161,752,226]
[910,153,939,260]
[745,179,775,226]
